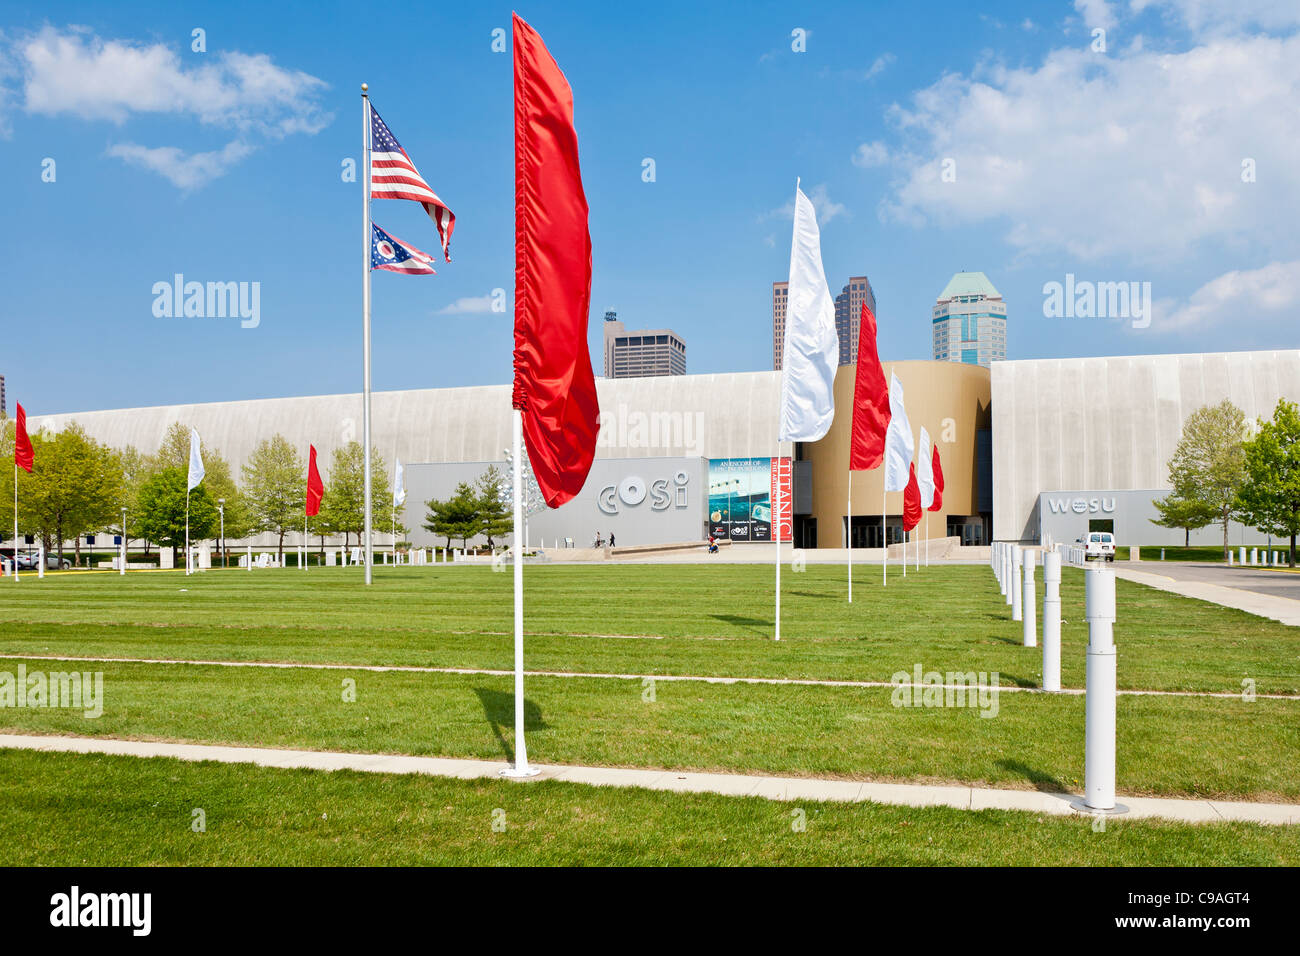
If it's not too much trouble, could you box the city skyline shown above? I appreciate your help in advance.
[3,2,1299,415]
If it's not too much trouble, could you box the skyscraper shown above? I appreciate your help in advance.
[602,311,687,378]
[931,272,1007,367]
[773,275,876,369]
[0,374,5,417]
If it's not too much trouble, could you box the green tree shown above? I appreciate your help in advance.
[241,435,305,561]
[1165,400,1248,558]
[317,442,396,550]
[1150,493,1217,547]
[11,423,123,566]
[152,423,253,540]
[133,468,219,565]
[1238,399,1300,566]
[423,483,480,549]
[475,465,513,549]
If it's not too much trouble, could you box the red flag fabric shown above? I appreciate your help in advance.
[903,462,922,531]
[511,13,599,508]
[305,445,324,517]
[849,302,890,470]
[927,444,944,512]
[13,403,33,473]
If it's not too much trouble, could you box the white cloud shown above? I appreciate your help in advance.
[106,140,254,190]
[1074,0,1117,31]
[864,53,895,79]
[438,296,496,315]
[1022,19,1038,32]
[1131,0,1300,35]
[1153,260,1300,331]
[764,183,847,227]
[880,33,1300,263]
[18,27,329,136]
[851,141,889,168]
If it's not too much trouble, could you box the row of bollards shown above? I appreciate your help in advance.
[991,540,1119,813]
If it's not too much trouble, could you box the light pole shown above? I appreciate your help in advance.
[218,499,225,569]
[119,506,127,576]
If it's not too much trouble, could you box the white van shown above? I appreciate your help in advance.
[1076,532,1116,561]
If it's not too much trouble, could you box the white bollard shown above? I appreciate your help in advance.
[1250,548,1258,566]
[1239,546,1246,565]
[1084,564,1119,812]
[1042,549,1061,691]
[1012,546,1023,621]
[1228,550,1234,565]
[1003,546,1013,604]
[38,542,45,579]
[246,545,252,571]
[1022,549,1037,647]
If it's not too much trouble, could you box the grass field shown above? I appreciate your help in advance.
[1,563,1297,864]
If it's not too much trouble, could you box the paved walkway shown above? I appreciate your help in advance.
[4,652,1295,700]
[1,733,1295,826]
[1113,563,1300,626]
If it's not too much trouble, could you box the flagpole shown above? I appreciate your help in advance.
[774,441,782,641]
[361,83,374,586]
[882,487,887,587]
[847,468,852,602]
[503,408,537,776]
[12,462,18,583]
[185,489,190,576]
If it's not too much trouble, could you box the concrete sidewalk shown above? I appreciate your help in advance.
[3,733,1295,826]
[1113,564,1300,626]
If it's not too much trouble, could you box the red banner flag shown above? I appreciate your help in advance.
[849,302,890,470]
[511,12,599,508]
[13,403,33,473]
[927,444,944,512]
[305,445,324,517]
[903,462,922,531]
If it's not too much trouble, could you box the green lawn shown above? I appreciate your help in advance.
[1,564,1295,694]
[2,750,1294,866]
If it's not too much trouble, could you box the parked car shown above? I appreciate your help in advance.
[17,550,71,570]
[1076,532,1116,562]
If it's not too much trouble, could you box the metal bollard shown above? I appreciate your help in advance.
[1012,546,1023,621]
[1251,548,1258,566]
[1023,549,1037,647]
[1239,547,1246,565]
[1042,549,1061,690]
[1084,564,1122,813]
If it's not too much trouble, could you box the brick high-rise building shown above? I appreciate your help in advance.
[602,311,686,378]
[773,275,876,369]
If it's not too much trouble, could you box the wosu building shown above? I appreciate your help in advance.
[24,348,1299,552]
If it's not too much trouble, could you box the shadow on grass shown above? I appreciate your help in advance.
[710,614,771,635]
[996,758,1071,793]
[473,687,548,764]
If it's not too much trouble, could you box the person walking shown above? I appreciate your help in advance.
[609,532,616,548]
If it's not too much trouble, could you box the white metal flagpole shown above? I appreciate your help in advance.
[882,487,887,587]
[847,469,852,603]
[774,443,782,641]
[185,489,190,576]
[12,463,18,583]
[502,408,537,777]
[361,83,374,586]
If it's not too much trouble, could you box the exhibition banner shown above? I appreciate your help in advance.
[708,457,791,542]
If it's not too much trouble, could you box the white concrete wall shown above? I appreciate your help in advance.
[993,350,1300,541]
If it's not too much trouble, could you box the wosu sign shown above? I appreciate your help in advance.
[707,457,791,542]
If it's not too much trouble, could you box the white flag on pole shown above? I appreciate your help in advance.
[778,181,839,442]
[883,373,913,492]
[187,428,205,491]
[393,457,406,508]
[918,426,935,509]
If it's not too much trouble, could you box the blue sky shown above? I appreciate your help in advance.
[3,0,1299,414]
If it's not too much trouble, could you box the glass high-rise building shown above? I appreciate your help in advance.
[773,275,876,369]
[932,272,1006,367]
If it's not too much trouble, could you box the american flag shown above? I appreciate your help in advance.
[371,223,437,275]
[369,101,456,261]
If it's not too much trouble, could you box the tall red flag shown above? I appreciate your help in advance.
[849,302,890,470]
[305,445,324,517]
[511,13,598,508]
[903,462,922,531]
[13,403,33,473]
[927,444,944,512]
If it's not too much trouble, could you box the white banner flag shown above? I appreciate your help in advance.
[778,181,839,442]
[918,426,935,509]
[393,458,406,508]
[883,373,913,492]
[187,428,205,491]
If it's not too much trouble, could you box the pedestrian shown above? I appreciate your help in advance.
[609,532,616,548]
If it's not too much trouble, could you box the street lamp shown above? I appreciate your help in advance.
[119,506,127,576]
[218,499,226,569]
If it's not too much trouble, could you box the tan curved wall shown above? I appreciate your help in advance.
[803,360,991,545]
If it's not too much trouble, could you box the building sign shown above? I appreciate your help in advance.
[596,471,690,515]
[707,457,791,542]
